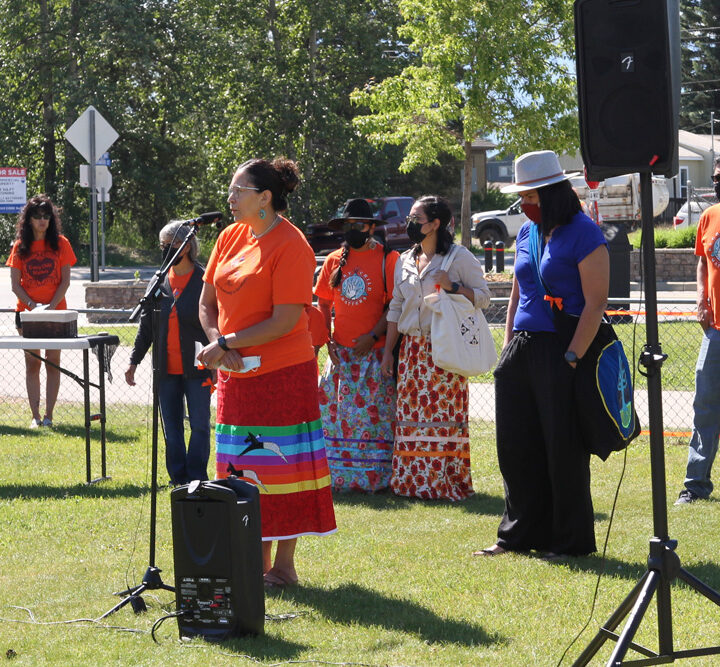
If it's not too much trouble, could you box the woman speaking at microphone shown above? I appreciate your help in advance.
[197,157,336,588]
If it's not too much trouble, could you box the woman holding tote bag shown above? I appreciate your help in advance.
[476,150,609,559]
[381,195,491,501]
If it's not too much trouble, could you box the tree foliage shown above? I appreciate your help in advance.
[0,0,431,257]
[350,0,578,246]
[680,0,720,133]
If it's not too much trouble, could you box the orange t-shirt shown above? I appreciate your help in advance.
[305,304,329,348]
[695,204,720,331]
[204,217,315,376]
[5,235,77,311]
[166,268,194,374]
[313,244,399,349]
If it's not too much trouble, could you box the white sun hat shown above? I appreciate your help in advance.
[501,150,577,194]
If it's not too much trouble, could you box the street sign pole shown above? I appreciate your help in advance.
[66,105,117,282]
[100,187,106,271]
[89,109,99,282]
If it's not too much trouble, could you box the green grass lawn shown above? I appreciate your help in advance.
[2,410,720,665]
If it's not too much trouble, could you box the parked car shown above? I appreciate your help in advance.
[672,197,715,230]
[305,196,414,254]
[471,199,526,246]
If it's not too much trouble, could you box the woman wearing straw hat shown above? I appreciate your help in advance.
[475,150,609,559]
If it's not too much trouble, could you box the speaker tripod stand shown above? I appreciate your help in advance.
[572,174,720,665]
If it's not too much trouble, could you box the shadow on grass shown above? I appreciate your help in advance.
[330,489,507,517]
[220,633,309,661]
[271,582,503,648]
[0,424,138,443]
[0,481,151,500]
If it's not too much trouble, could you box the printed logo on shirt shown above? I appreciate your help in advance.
[340,269,372,306]
[25,254,57,285]
[710,232,720,270]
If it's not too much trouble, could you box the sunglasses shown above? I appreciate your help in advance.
[713,174,720,184]
[342,220,369,232]
[228,184,260,196]
[31,213,51,220]
[405,215,427,225]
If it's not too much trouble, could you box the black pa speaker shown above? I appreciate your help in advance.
[574,0,681,181]
[170,477,264,639]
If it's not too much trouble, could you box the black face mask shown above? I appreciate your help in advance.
[715,183,720,201]
[162,246,183,267]
[406,220,427,244]
[344,228,369,249]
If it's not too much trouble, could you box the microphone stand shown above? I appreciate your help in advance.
[100,223,201,618]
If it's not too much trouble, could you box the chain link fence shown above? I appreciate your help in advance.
[0,299,701,439]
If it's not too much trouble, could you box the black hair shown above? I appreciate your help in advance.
[238,157,300,212]
[537,179,581,236]
[411,195,454,257]
[330,242,351,288]
[15,194,62,259]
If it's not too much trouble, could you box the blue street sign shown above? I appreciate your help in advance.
[97,152,111,167]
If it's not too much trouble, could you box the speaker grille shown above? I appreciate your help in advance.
[575,0,679,179]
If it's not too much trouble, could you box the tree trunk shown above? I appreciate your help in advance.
[301,27,317,225]
[39,0,56,196]
[461,139,472,248]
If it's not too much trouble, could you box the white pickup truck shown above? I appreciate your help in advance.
[471,174,670,245]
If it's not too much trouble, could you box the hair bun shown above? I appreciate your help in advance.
[272,157,300,194]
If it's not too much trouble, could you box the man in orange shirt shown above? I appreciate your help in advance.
[675,158,720,504]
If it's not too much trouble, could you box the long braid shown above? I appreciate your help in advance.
[330,242,351,289]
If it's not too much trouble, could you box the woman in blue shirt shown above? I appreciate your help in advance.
[475,150,609,559]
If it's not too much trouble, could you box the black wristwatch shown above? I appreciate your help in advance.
[564,350,579,364]
[445,281,460,294]
[217,335,230,351]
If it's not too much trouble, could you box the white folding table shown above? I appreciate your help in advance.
[0,334,119,483]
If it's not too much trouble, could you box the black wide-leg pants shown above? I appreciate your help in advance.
[494,331,596,555]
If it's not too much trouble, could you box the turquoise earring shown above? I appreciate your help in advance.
[259,208,266,220]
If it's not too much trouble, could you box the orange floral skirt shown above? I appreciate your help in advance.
[391,334,473,501]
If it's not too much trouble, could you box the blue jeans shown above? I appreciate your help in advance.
[158,374,211,485]
[683,327,720,498]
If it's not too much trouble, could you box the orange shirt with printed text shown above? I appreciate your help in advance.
[313,244,398,349]
[6,235,77,311]
[204,218,315,376]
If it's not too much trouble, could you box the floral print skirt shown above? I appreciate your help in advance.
[318,346,396,492]
[391,334,473,501]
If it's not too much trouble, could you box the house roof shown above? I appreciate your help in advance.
[678,129,720,153]
[472,138,496,150]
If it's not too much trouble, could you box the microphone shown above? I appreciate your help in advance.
[183,211,223,228]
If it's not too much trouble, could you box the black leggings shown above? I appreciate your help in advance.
[494,331,596,555]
